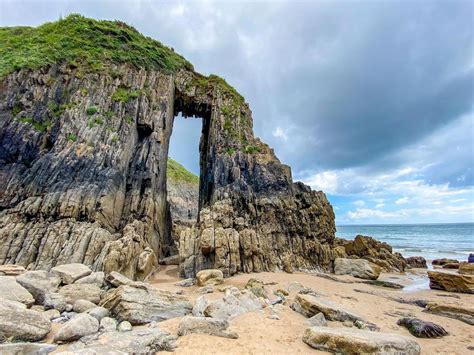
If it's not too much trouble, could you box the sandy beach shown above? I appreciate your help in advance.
[141,265,473,354]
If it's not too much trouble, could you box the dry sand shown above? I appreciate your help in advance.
[150,266,474,355]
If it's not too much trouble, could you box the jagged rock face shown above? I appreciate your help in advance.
[0,64,173,279]
[0,54,336,279]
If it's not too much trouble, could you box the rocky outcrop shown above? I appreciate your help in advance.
[336,235,407,272]
[459,262,474,275]
[427,271,474,294]
[291,294,361,322]
[100,284,192,324]
[177,316,238,339]
[0,16,336,279]
[303,327,421,354]
[334,258,381,280]
[424,302,474,325]
[406,256,427,269]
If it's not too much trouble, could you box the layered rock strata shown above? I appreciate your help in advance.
[0,16,336,279]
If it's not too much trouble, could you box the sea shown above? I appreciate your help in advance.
[336,223,474,262]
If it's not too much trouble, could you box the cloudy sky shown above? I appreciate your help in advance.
[1,0,473,225]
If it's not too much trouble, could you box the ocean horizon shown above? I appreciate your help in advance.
[335,222,474,262]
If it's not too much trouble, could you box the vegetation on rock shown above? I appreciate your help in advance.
[167,158,199,185]
[0,14,193,78]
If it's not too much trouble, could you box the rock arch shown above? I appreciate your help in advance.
[0,63,336,280]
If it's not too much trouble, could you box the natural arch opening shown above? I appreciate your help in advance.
[163,90,213,258]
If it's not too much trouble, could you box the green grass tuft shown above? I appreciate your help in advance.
[86,106,98,115]
[0,14,193,79]
[167,158,199,185]
[67,133,77,141]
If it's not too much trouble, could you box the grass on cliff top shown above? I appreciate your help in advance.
[0,14,193,78]
[167,158,199,185]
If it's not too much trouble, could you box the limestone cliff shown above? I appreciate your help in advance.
[0,15,336,279]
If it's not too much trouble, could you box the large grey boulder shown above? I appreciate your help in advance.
[306,312,327,327]
[334,258,382,280]
[0,343,57,355]
[51,263,92,285]
[16,270,61,304]
[100,285,192,325]
[86,307,109,321]
[75,272,105,287]
[303,326,420,354]
[0,276,34,307]
[291,293,361,322]
[59,283,103,304]
[57,327,176,353]
[204,287,262,320]
[100,317,117,332]
[43,292,67,312]
[73,299,97,313]
[0,299,51,342]
[178,316,238,339]
[54,313,99,343]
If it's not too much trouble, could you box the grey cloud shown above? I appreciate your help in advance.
[1,0,472,189]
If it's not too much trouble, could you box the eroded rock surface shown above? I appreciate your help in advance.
[334,258,381,280]
[303,326,421,354]
[291,294,362,322]
[428,271,474,294]
[100,284,192,324]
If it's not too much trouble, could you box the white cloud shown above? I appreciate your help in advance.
[272,126,288,141]
[395,197,409,205]
[305,170,338,194]
[353,200,365,206]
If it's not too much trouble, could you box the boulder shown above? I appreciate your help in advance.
[303,326,420,354]
[192,295,209,317]
[204,288,262,320]
[334,258,381,280]
[291,294,361,322]
[53,313,99,343]
[0,343,57,355]
[159,255,180,265]
[405,256,427,269]
[442,263,460,269]
[178,316,238,339]
[424,302,474,325]
[286,281,305,293]
[57,327,176,352]
[196,269,224,286]
[0,276,34,307]
[397,317,448,338]
[175,278,195,287]
[59,283,103,304]
[16,270,61,304]
[432,258,458,266]
[75,272,105,286]
[118,321,132,332]
[51,263,92,285]
[100,285,192,325]
[86,307,109,321]
[306,312,327,327]
[459,262,474,275]
[73,299,97,313]
[341,235,407,272]
[105,271,133,287]
[245,278,267,298]
[43,292,67,312]
[427,271,474,294]
[0,265,26,276]
[100,317,117,332]
[0,299,51,342]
